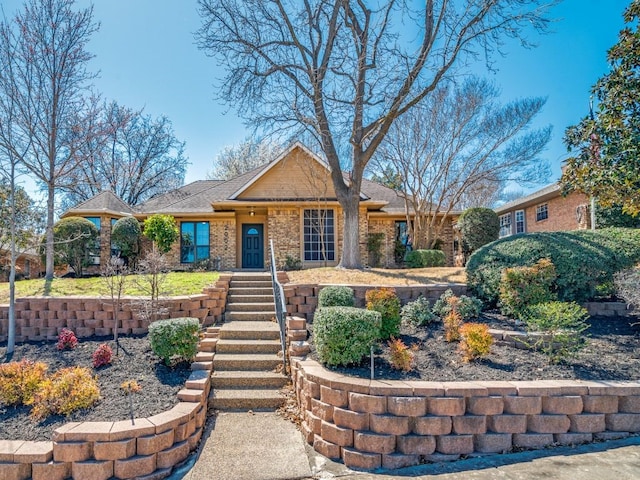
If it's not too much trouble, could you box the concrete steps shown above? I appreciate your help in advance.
[208,272,287,412]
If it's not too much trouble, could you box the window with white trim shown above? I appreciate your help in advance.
[515,210,525,234]
[536,204,549,222]
[499,213,512,238]
[303,209,335,261]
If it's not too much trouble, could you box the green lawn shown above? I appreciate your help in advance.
[0,271,220,303]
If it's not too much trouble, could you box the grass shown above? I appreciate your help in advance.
[284,267,466,285]
[0,271,220,303]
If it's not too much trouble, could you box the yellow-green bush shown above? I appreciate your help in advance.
[0,359,48,406]
[499,258,557,318]
[366,287,401,339]
[31,366,100,420]
[458,323,493,362]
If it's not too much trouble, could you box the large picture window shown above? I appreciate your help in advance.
[181,221,210,263]
[303,209,335,261]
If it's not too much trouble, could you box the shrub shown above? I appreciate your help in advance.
[57,328,78,350]
[388,337,417,372]
[523,301,590,363]
[458,323,493,362]
[283,255,302,271]
[432,289,482,321]
[0,359,48,406]
[143,214,179,253]
[443,308,463,342]
[367,232,385,267]
[457,207,500,254]
[318,286,355,308]
[401,296,437,327]
[148,317,200,365]
[92,344,114,368]
[499,258,557,318]
[52,216,99,276]
[466,228,640,306]
[31,366,100,420]
[313,307,381,366]
[614,267,640,308]
[111,216,142,266]
[366,288,401,339]
[405,249,446,268]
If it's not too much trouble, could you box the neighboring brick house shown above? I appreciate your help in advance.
[0,249,42,281]
[63,143,459,270]
[494,183,591,238]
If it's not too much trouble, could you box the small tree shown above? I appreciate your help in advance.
[458,208,500,256]
[52,217,99,276]
[134,250,170,324]
[111,217,142,267]
[102,256,129,354]
[143,214,179,254]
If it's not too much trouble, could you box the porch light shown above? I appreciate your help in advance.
[250,207,255,216]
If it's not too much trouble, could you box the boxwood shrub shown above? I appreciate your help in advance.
[405,249,446,268]
[148,317,200,365]
[466,228,640,306]
[313,307,381,366]
[318,285,355,307]
[365,287,401,339]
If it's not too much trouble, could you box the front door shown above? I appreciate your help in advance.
[242,224,264,269]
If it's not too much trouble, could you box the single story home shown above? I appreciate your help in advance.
[494,183,591,238]
[63,143,459,271]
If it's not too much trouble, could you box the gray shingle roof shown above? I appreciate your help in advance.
[495,183,560,214]
[66,191,135,215]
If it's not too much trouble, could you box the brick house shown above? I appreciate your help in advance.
[494,183,591,238]
[63,143,459,271]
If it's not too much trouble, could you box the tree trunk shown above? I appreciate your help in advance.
[45,184,55,280]
[338,191,362,269]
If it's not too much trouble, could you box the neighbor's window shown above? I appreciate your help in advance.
[499,213,512,238]
[536,204,549,222]
[303,209,335,261]
[515,210,525,234]
[181,221,210,263]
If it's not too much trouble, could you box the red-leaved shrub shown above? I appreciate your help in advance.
[56,328,78,350]
[92,344,113,368]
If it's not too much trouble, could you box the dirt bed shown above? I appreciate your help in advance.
[308,312,640,382]
[0,335,191,441]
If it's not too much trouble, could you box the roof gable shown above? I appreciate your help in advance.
[65,191,134,216]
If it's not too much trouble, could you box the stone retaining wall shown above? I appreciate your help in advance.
[282,282,467,320]
[0,274,232,343]
[286,313,640,472]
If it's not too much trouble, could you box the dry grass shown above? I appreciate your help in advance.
[284,267,466,285]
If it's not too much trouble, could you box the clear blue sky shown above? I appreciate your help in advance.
[1,0,631,190]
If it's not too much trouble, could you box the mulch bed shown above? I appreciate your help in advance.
[308,312,640,382]
[0,335,191,441]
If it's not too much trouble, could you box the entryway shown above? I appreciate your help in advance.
[241,224,264,269]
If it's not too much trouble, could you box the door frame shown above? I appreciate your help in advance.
[241,223,264,269]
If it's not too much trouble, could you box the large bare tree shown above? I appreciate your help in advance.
[196,0,555,268]
[208,137,284,180]
[0,0,99,280]
[60,101,188,208]
[370,77,551,249]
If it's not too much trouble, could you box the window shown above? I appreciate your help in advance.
[303,209,335,261]
[181,222,210,263]
[515,210,525,234]
[85,217,101,231]
[499,213,512,238]
[536,204,549,222]
[84,217,101,264]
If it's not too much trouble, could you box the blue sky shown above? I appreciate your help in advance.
[1,0,631,191]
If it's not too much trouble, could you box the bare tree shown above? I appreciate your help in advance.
[134,251,170,326]
[208,137,284,180]
[61,101,188,208]
[370,78,551,249]
[0,0,99,280]
[101,256,129,355]
[196,0,555,268]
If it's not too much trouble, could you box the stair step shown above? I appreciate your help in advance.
[213,354,282,371]
[216,339,282,354]
[211,371,289,389]
[230,273,271,281]
[228,287,273,294]
[226,302,275,312]
[226,311,275,322]
[230,281,273,288]
[198,338,218,352]
[227,294,274,303]
[219,322,281,340]
[209,388,285,411]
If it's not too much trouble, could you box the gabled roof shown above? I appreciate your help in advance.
[65,191,135,216]
[495,183,561,214]
[136,180,225,213]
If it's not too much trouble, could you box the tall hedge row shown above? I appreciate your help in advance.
[466,228,640,305]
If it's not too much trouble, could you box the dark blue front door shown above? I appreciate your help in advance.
[242,224,264,269]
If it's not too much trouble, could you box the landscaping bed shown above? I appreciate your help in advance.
[0,334,191,441]
[308,312,640,382]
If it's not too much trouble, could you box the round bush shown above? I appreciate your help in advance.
[457,207,500,254]
[432,289,483,321]
[148,317,200,365]
[366,288,401,339]
[318,285,355,307]
[405,249,446,268]
[401,296,437,327]
[111,216,142,264]
[52,216,99,276]
[313,307,381,366]
[466,228,640,306]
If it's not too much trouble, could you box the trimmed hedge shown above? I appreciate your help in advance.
[149,317,200,365]
[405,249,446,268]
[313,307,381,366]
[466,228,640,305]
[318,285,355,307]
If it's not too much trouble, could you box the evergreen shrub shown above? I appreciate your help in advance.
[317,285,355,307]
[149,317,200,365]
